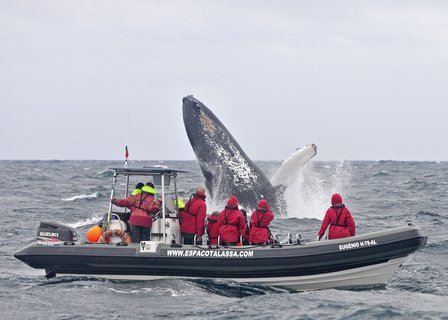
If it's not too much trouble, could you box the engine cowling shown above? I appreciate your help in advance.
[37,221,78,242]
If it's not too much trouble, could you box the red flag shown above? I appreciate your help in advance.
[125,146,129,159]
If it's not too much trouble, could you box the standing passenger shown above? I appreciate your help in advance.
[249,199,274,245]
[317,193,356,240]
[112,182,160,242]
[180,186,207,245]
[218,196,247,246]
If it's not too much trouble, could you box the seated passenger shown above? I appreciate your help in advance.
[317,193,356,240]
[249,199,274,245]
[217,196,247,246]
[206,211,220,245]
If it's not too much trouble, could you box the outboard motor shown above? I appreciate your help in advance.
[37,221,78,242]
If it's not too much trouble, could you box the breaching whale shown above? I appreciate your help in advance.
[182,95,317,215]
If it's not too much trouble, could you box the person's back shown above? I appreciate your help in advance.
[249,199,274,245]
[180,186,207,244]
[218,196,247,245]
[317,193,356,240]
[206,211,220,245]
[113,182,160,242]
[129,185,159,227]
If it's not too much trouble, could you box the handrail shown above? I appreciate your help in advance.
[161,174,166,244]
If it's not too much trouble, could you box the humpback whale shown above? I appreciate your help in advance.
[182,95,317,215]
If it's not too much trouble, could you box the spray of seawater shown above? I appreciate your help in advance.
[285,161,352,219]
[67,213,104,228]
[207,161,352,220]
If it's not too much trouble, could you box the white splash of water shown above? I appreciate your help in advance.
[285,161,352,220]
[66,213,103,228]
[61,192,99,202]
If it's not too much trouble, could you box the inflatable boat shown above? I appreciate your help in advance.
[14,167,427,291]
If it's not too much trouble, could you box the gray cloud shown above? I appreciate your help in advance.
[1,0,447,160]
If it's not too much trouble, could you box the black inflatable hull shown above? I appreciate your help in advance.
[15,225,426,291]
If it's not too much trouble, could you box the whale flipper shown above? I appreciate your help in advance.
[270,144,317,187]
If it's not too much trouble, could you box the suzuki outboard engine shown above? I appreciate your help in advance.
[37,221,78,242]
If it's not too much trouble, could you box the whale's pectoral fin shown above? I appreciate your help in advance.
[270,144,317,187]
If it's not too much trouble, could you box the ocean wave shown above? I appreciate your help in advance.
[416,211,441,217]
[153,165,168,168]
[190,278,287,297]
[96,169,114,177]
[425,239,448,250]
[373,171,390,177]
[61,192,99,202]
[67,213,104,228]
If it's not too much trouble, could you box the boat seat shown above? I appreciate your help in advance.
[108,214,129,232]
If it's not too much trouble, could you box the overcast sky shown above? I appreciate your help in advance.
[1,1,447,161]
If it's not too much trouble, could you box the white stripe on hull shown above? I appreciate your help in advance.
[62,257,406,291]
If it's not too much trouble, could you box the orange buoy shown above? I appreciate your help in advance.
[86,225,103,242]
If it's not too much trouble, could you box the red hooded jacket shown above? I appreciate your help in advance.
[318,193,356,240]
[218,196,247,244]
[249,199,274,244]
[113,191,160,228]
[180,192,207,237]
[206,213,220,245]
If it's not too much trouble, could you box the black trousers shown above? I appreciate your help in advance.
[131,225,150,243]
[182,233,202,245]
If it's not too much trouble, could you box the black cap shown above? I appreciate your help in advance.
[146,182,154,188]
[136,182,144,189]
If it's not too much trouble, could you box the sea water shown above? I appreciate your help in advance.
[0,160,447,319]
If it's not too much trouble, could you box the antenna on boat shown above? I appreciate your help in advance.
[125,146,129,168]
[124,112,130,168]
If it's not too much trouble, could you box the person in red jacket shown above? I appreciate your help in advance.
[112,182,160,243]
[218,196,247,246]
[180,186,207,245]
[206,211,220,245]
[317,193,356,240]
[249,199,274,245]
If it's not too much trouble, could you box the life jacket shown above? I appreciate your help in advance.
[179,193,207,236]
[223,206,239,227]
[331,204,347,227]
[249,207,274,244]
[318,204,356,240]
[218,206,246,243]
[129,191,160,227]
[131,188,142,196]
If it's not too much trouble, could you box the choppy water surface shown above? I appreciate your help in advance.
[0,160,447,319]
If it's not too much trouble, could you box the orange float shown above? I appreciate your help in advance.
[86,225,103,242]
